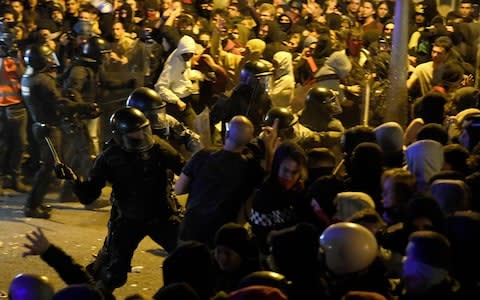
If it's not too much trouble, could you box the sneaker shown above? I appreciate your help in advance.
[24,206,51,219]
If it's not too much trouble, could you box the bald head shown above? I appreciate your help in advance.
[226,116,254,148]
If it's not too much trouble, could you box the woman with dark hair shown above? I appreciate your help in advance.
[376,1,392,25]
[249,141,308,256]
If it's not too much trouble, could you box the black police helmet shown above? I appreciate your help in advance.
[80,36,111,63]
[306,86,336,104]
[126,87,166,112]
[110,107,150,135]
[24,44,59,71]
[240,59,273,83]
[264,107,298,130]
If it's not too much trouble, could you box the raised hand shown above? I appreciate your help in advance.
[22,227,51,257]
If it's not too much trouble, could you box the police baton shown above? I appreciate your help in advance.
[44,135,62,166]
[40,124,72,180]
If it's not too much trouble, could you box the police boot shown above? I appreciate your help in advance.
[24,205,51,219]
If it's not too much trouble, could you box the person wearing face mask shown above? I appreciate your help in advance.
[249,141,308,256]
[277,14,293,34]
[55,107,186,293]
[155,35,203,129]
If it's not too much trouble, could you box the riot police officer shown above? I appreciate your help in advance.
[299,86,344,133]
[60,36,112,202]
[126,87,202,154]
[56,107,185,293]
[63,36,114,157]
[212,59,273,134]
[21,44,96,218]
[262,106,342,152]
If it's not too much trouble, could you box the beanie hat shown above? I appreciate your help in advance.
[214,223,251,257]
[375,122,404,153]
[408,230,450,270]
[228,285,287,300]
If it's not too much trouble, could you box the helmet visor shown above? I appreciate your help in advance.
[324,91,342,115]
[47,51,60,70]
[256,73,274,94]
[144,107,167,131]
[119,126,154,152]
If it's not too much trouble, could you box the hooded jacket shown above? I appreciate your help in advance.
[155,35,203,104]
[405,139,444,191]
[271,51,295,108]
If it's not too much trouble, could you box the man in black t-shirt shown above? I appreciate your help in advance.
[175,115,278,247]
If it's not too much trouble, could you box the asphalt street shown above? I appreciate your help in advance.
[0,187,169,299]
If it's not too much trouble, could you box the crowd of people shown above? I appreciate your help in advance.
[2,0,480,299]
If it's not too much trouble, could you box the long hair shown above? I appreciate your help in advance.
[270,141,307,182]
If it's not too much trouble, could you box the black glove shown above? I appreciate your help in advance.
[55,163,78,181]
[86,103,102,119]
[79,103,102,119]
